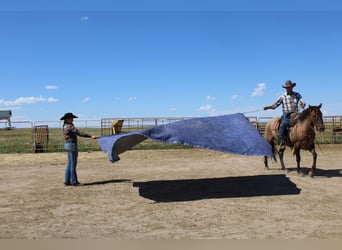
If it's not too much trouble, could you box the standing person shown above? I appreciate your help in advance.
[60,112,97,186]
[264,80,306,149]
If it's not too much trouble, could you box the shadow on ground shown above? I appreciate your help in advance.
[133,174,301,202]
[286,167,342,178]
[83,179,131,186]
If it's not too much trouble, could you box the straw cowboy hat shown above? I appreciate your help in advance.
[282,80,296,88]
[60,112,78,120]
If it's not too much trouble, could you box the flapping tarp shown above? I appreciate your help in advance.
[97,113,274,163]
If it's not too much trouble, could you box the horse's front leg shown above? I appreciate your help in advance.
[295,149,303,176]
[309,148,318,177]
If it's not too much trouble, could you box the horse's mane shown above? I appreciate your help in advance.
[297,105,319,121]
[297,108,311,121]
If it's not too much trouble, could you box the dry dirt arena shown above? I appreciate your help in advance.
[1,144,341,239]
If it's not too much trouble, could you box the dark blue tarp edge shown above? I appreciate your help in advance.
[97,113,274,163]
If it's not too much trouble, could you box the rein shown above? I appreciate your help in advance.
[242,109,263,115]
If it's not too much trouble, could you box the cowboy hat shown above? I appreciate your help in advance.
[282,80,296,88]
[60,112,78,120]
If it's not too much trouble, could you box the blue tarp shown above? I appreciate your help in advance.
[97,113,274,163]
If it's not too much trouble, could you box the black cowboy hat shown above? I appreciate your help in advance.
[60,112,78,120]
[282,80,296,88]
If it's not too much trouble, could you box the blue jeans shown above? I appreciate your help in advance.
[64,142,78,184]
[279,112,293,144]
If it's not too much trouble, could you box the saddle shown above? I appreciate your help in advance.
[272,114,296,148]
[272,112,298,131]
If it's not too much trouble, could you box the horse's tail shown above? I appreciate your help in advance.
[264,118,277,162]
[266,140,277,162]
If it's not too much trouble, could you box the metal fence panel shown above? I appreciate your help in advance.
[0,121,33,153]
[1,116,341,154]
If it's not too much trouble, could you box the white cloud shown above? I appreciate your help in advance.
[199,104,213,111]
[80,16,89,21]
[169,108,176,111]
[128,97,137,101]
[231,94,239,100]
[48,97,58,102]
[251,83,266,97]
[82,97,90,103]
[45,85,58,90]
[0,96,58,106]
[206,95,216,101]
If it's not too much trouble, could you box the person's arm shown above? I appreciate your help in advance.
[264,105,274,110]
[73,126,96,139]
[264,96,282,111]
[300,98,306,110]
[295,92,305,110]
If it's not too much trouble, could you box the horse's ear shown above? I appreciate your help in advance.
[318,103,322,109]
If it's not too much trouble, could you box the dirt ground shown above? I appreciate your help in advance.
[1,144,341,239]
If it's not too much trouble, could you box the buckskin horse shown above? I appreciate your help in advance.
[264,104,325,177]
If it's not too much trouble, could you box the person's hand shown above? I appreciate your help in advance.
[91,135,97,139]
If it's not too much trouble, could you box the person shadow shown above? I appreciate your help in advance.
[133,174,301,203]
[82,179,131,186]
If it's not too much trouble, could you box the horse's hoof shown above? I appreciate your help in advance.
[297,171,305,177]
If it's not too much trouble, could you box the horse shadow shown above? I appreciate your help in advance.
[133,174,301,203]
[286,167,342,178]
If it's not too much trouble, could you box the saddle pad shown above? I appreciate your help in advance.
[272,118,281,131]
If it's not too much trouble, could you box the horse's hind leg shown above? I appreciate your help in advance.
[264,156,269,169]
[264,142,272,169]
[278,146,286,170]
[264,139,275,170]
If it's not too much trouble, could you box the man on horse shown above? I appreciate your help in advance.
[263,80,306,149]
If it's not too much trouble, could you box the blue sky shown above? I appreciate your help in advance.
[1,0,342,122]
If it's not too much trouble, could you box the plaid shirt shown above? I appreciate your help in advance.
[271,91,305,113]
[63,123,91,142]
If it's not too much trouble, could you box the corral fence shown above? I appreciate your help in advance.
[255,116,342,144]
[0,120,101,154]
[100,116,193,136]
[1,115,342,154]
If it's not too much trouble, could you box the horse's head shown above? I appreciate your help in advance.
[309,103,325,132]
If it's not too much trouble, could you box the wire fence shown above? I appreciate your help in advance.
[0,120,101,153]
[1,115,341,154]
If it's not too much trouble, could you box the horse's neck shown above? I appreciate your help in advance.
[292,118,315,139]
[296,118,312,129]
[301,114,315,128]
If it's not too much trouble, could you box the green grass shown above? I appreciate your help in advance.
[1,120,341,154]
[0,127,190,154]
